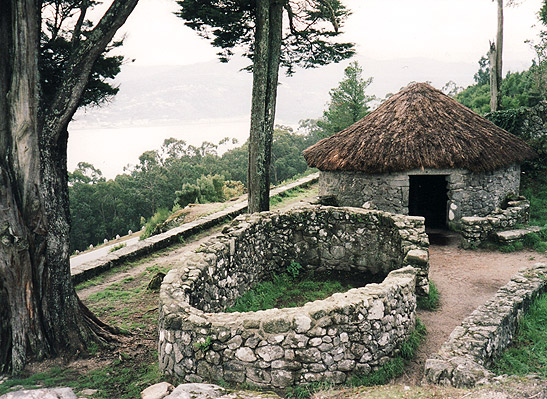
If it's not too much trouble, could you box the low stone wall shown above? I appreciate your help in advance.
[460,200,530,248]
[159,205,429,388]
[424,263,547,388]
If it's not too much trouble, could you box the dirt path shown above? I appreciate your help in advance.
[400,243,547,384]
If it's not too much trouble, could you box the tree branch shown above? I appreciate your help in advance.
[44,0,139,142]
[71,0,88,48]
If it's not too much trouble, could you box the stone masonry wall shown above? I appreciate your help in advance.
[424,263,547,388]
[160,267,417,388]
[159,205,429,388]
[319,165,521,227]
[460,200,530,248]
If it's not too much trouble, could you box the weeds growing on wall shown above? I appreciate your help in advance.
[491,292,547,378]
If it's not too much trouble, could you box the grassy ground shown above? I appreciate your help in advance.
[227,263,360,312]
[491,292,547,378]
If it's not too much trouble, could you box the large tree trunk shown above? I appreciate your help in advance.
[248,0,283,213]
[490,0,503,111]
[0,0,138,373]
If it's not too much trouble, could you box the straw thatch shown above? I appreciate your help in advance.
[303,83,536,173]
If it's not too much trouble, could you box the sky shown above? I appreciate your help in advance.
[70,0,545,178]
[117,0,542,70]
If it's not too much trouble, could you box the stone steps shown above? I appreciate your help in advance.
[495,226,543,243]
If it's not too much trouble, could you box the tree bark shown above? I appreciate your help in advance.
[248,0,283,213]
[490,0,503,111]
[0,0,138,373]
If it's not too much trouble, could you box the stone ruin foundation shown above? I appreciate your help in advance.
[159,205,430,388]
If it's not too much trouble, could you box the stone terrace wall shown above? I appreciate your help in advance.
[424,263,547,388]
[159,205,429,388]
[160,267,417,388]
[460,200,530,248]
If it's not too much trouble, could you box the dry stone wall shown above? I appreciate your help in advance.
[159,205,429,388]
[424,263,547,388]
[318,165,520,227]
[460,200,530,248]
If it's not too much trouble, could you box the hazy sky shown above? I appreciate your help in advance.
[116,0,543,70]
[71,0,544,178]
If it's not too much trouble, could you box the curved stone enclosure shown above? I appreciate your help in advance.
[159,205,429,387]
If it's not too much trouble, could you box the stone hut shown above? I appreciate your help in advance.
[303,83,536,229]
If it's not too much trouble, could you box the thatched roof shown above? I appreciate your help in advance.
[303,83,536,173]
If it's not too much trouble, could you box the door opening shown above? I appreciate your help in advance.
[408,175,448,229]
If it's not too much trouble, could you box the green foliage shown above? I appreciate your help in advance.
[316,61,375,137]
[40,4,123,110]
[175,0,354,76]
[491,293,547,378]
[174,174,226,208]
[140,208,171,240]
[417,281,440,311]
[287,261,303,279]
[522,175,547,227]
[69,129,320,252]
[455,83,491,114]
[109,243,126,252]
[193,336,212,352]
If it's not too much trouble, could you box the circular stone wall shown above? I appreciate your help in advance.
[159,205,429,388]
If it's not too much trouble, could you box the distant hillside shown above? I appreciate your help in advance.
[72,56,478,129]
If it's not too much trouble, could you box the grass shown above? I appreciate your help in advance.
[495,228,547,254]
[109,242,127,252]
[270,185,318,209]
[226,263,359,312]
[0,356,164,398]
[491,292,547,378]
[417,280,440,311]
[286,320,427,399]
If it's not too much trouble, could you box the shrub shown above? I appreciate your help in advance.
[140,208,171,240]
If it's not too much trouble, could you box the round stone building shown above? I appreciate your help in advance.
[303,83,536,229]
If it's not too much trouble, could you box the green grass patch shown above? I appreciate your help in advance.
[226,263,359,312]
[109,242,127,252]
[417,280,440,311]
[0,354,163,398]
[491,292,547,378]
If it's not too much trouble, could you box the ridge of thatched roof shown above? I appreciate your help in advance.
[303,83,536,173]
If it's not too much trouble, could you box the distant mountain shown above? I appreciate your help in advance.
[71,56,477,130]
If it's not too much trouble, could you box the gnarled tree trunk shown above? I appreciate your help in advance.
[0,0,139,373]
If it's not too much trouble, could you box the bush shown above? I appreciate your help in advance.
[174,174,226,208]
[140,208,171,240]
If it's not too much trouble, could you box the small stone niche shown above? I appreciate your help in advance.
[159,205,429,388]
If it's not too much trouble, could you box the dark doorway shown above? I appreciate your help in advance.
[409,175,448,229]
